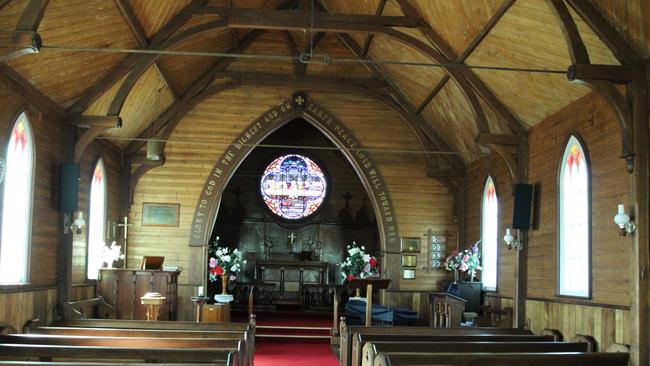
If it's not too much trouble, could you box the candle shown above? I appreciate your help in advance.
[198,286,204,296]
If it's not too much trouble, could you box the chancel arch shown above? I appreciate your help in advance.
[189,93,400,287]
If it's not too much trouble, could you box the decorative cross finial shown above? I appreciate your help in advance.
[288,232,297,244]
[295,95,305,106]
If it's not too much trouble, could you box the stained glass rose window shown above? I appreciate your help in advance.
[260,154,327,220]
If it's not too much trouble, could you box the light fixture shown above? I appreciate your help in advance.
[614,204,636,236]
[65,211,86,234]
[504,227,522,250]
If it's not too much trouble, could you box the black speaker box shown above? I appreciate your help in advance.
[512,183,533,230]
[59,162,80,212]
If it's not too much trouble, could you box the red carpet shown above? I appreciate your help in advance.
[254,341,339,366]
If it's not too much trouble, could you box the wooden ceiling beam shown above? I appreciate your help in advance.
[189,6,419,33]
[568,64,644,83]
[112,0,177,99]
[476,133,519,146]
[71,115,123,129]
[547,0,636,171]
[394,0,525,137]
[68,0,209,115]
[0,30,41,62]
[360,0,387,58]
[282,31,301,74]
[218,70,385,88]
[334,32,463,170]
[565,0,640,65]
[415,0,514,115]
[15,0,48,32]
[0,0,12,11]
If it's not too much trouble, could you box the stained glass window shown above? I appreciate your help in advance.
[87,159,106,280]
[481,176,498,291]
[0,112,35,284]
[260,154,327,220]
[558,135,590,297]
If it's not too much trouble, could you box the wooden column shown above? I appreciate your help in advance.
[628,63,649,366]
[365,282,373,326]
[513,134,529,328]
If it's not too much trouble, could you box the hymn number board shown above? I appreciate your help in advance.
[428,229,448,270]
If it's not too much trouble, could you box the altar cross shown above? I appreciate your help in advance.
[288,232,296,254]
[117,216,133,268]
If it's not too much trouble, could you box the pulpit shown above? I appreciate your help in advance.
[428,292,466,328]
[98,268,181,320]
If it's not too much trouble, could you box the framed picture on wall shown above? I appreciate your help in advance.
[400,237,420,253]
[402,268,416,280]
[401,255,417,267]
[142,203,180,227]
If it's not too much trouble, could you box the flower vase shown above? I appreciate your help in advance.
[453,269,459,284]
[470,270,475,282]
[221,275,228,295]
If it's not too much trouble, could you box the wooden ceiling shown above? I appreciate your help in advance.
[0,0,647,165]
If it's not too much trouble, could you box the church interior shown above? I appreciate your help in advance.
[0,0,648,365]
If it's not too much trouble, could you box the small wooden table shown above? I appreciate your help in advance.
[140,293,166,321]
[202,303,230,323]
[347,279,391,326]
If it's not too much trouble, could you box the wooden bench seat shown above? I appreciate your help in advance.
[373,351,630,366]
[0,344,239,365]
[1,333,241,349]
[350,333,556,366]
[51,318,251,331]
[361,341,589,366]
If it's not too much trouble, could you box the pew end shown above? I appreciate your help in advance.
[542,328,563,342]
[572,334,597,352]
[0,326,16,335]
[606,343,630,353]
[22,319,40,333]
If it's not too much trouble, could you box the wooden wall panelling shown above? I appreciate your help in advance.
[591,0,650,58]
[0,288,57,332]
[128,87,456,301]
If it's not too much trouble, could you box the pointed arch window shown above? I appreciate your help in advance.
[87,159,106,280]
[481,176,499,291]
[0,112,35,284]
[558,135,590,297]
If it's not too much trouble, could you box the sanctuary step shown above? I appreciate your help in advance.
[244,309,333,342]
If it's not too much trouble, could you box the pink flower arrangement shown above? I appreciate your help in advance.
[444,241,482,279]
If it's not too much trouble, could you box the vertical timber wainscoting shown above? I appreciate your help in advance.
[127,87,456,320]
[465,90,633,350]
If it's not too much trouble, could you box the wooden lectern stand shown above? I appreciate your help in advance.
[347,279,391,326]
[428,292,466,327]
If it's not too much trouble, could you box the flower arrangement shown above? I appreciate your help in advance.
[444,241,482,281]
[208,237,246,283]
[101,241,124,268]
[338,242,378,282]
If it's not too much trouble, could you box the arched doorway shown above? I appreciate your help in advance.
[188,93,400,289]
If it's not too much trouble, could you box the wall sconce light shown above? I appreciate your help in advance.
[504,227,522,250]
[614,204,636,236]
[64,211,86,234]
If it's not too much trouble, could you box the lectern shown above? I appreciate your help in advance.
[428,292,466,327]
[347,279,391,326]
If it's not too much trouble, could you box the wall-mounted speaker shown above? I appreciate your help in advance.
[59,162,80,212]
[512,183,533,230]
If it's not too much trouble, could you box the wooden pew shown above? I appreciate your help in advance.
[373,352,630,366]
[338,317,538,366]
[361,341,589,366]
[20,327,252,366]
[51,318,252,331]
[62,297,116,319]
[350,333,556,366]
[1,333,241,349]
[0,344,239,365]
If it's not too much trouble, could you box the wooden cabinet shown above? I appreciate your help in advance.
[201,303,230,323]
[98,269,181,320]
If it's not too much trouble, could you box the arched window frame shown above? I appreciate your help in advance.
[557,133,592,298]
[86,158,107,280]
[0,111,36,284]
[480,175,499,292]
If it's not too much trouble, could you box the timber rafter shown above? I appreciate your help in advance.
[0,0,47,62]
[547,0,642,172]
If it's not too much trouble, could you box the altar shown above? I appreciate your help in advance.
[255,260,328,306]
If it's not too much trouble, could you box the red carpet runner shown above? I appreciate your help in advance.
[250,310,339,366]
